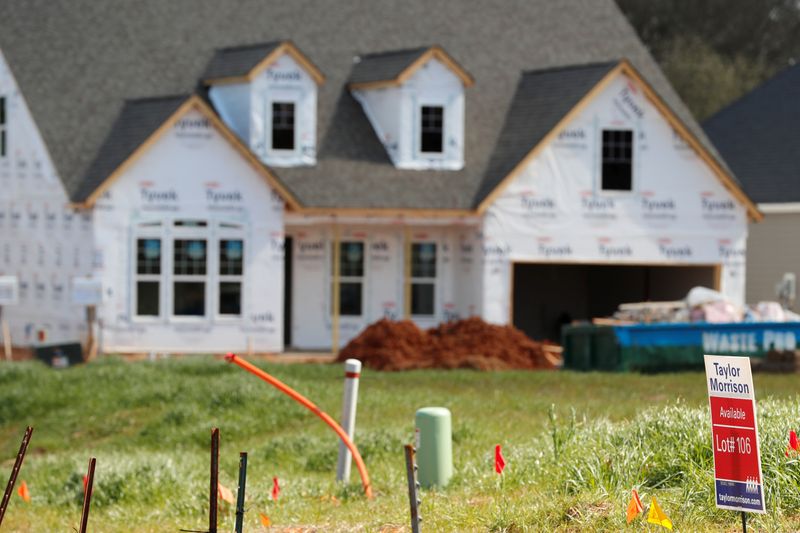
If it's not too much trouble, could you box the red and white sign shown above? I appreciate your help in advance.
[704,354,765,513]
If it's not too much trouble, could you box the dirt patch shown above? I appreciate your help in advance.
[337,317,557,371]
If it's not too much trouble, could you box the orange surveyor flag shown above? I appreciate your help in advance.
[495,444,506,475]
[647,496,673,530]
[218,482,235,505]
[259,513,272,526]
[787,429,799,457]
[271,477,280,501]
[17,480,30,503]
[625,489,643,524]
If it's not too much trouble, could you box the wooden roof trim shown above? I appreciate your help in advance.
[618,60,762,222]
[477,59,762,222]
[76,95,301,210]
[192,97,302,210]
[204,41,326,86]
[296,207,476,218]
[348,45,474,91]
[476,63,624,213]
[77,97,199,209]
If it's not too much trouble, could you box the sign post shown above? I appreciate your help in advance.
[704,354,765,530]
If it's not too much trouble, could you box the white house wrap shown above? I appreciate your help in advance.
[0,1,759,353]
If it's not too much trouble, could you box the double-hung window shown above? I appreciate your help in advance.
[601,129,633,191]
[271,102,295,150]
[173,238,207,317]
[0,97,6,157]
[420,105,444,154]
[135,237,162,316]
[219,239,244,316]
[134,219,245,320]
[333,241,364,316]
[410,242,436,316]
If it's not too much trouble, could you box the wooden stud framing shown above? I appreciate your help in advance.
[348,45,474,91]
[299,207,476,219]
[331,225,341,354]
[404,226,412,319]
[204,41,325,86]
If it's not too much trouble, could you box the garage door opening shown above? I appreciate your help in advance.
[512,263,719,341]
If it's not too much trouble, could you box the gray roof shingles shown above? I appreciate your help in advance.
[704,64,800,204]
[76,95,188,202]
[474,62,618,205]
[202,41,283,81]
[349,47,429,86]
[0,0,722,210]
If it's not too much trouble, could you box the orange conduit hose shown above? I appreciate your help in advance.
[224,353,373,499]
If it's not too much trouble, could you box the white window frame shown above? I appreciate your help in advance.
[216,222,245,319]
[130,218,247,323]
[265,90,301,158]
[598,126,636,194]
[410,241,437,318]
[133,226,163,319]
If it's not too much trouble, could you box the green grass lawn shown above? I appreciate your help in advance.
[0,357,798,532]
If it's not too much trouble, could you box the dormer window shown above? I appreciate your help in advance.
[420,105,444,154]
[202,40,324,167]
[349,45,473,170]
[271,102,295,150]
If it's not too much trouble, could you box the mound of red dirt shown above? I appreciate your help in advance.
[337,317,557,371]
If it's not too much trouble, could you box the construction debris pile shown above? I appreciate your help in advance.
[337,317,559,371]
[608,286,800,325]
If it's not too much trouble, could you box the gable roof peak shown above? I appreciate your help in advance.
[202,39,325,86]
[349,44,474,90]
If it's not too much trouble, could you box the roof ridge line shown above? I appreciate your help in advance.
[123,93,193,104]
[521,60,620,76]
[356,46,431,60]
[216,40,285,53]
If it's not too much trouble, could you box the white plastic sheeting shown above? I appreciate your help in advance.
[286,216,481,350]
[210,52,318,168]
[480,72,748,326]
[92,108,285,353]
[352,57,466,170]
[0,50,93,346]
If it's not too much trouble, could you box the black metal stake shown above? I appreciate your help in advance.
[209,428,219,533]
[79,457,96,533]
[235,452,248,533]
[404,444,421,533]
[0,426,33,527]
[741,511,747,533]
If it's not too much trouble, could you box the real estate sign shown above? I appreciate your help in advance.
[704,354,765,513]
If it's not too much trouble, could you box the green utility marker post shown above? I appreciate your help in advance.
[414,407,453,489]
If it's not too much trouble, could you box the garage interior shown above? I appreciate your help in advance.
[512,263,719,341]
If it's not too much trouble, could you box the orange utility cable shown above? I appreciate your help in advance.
[224,353,373,499]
